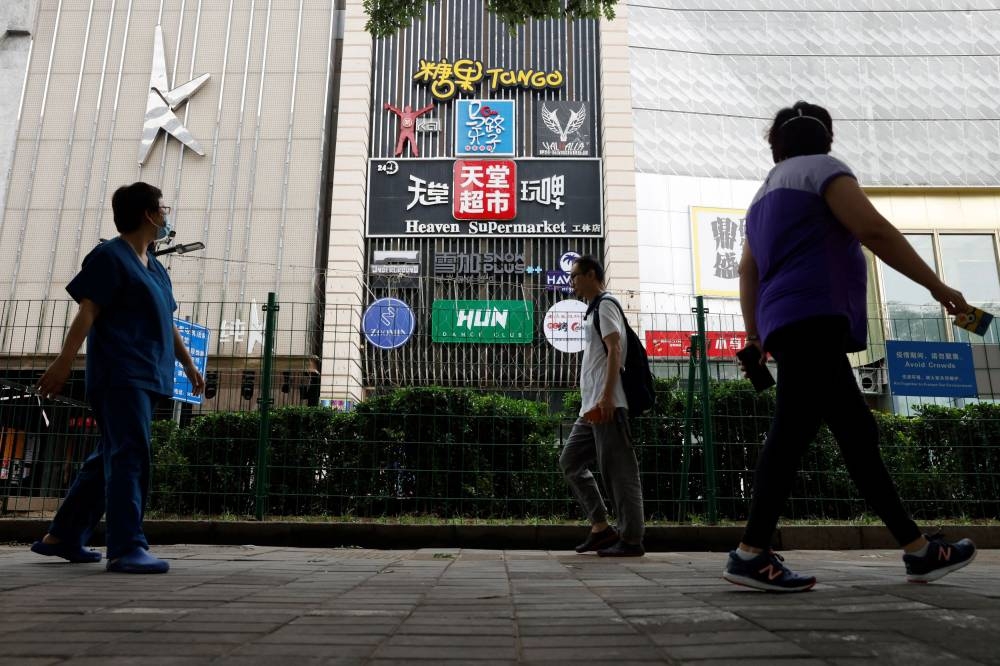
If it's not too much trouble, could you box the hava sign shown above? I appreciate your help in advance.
[413,58,564,101]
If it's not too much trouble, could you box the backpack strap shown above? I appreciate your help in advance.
[586,293,626,357]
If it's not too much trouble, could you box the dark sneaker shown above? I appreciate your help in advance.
[722,550,816,592]
[597,540,645,557]
[904,533,976,583]
[575,526,619,553]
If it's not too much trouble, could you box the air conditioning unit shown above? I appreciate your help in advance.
[854,367,887,395]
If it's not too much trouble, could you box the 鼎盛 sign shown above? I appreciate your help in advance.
[885,340,977,398]
[367,158,602,238]
[173,319,209,404]
[432,300,533,344]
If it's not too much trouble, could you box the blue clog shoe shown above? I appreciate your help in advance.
[105,547,169,574]
[30,540,102,563]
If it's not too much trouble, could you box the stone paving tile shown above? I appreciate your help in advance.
[0,545,998,664]
[520,645,667,661]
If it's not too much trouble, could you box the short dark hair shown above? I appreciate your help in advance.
[111,182,162,233]
[766,101,833,162]
[573,255,604,283]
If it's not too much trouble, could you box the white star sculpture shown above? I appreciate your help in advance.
[138,25,211,164]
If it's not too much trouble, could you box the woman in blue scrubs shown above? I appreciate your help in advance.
[31,182,204,574]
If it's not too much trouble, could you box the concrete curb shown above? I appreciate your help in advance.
[2,519,998,551]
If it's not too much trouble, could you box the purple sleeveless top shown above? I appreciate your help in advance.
[745,154,867,352]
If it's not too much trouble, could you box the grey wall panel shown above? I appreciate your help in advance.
[630,1,1000,186]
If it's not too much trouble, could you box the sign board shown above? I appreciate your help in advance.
[452,160,517,220]
[544,250,581,294]
[535,101,592,157]
[370,250,421,288]
[363,298,416,350]
[886,340,978,398]
[543,299,588,353]
[691,206,747,299]
[412,57,564,101]
[173,319,209,404]
[367,158,602,238]
[646,330,748,359]
[455,99,516,156]
[432,300,533,344]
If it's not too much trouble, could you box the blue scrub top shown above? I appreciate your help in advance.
[67,237,178,399]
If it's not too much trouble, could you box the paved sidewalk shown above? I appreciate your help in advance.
[1,545,998,665]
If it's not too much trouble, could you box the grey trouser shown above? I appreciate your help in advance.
[559,410,645,543]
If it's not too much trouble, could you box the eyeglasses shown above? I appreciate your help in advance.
[158,205,172,215]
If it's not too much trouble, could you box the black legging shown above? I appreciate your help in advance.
[741,316,922,550]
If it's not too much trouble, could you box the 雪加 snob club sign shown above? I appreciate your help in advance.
[366,158,602,238]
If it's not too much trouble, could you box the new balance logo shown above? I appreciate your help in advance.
[939,546,952,561]
[758,564,783,581]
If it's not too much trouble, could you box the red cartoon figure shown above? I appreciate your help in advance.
[384,101,435,157]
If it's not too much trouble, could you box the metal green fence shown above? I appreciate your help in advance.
[1,294,998,523]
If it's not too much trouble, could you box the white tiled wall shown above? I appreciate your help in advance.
[635,172,762,334]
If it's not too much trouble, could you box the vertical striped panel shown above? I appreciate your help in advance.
[365,1,603,394]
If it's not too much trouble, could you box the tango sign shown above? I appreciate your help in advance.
[413,58,564,101]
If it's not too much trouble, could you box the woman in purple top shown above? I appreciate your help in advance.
[723,101,978,592]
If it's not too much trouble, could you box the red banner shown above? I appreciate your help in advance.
[645,330,748,358]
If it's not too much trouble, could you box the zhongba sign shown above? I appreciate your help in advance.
[367,158,602,238]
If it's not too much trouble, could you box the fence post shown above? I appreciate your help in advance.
[255,292,279,521]
[694,296,718,524]
[679,334,698,522]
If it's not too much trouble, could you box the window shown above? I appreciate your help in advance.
[880,234,947,342]
[938,235,1000,345]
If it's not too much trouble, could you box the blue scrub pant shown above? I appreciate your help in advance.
[48,388,156,559]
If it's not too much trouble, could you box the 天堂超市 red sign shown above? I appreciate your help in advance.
[452,160,517,220]
[645,331,748,358]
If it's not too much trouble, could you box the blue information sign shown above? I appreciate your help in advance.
[173,319,210,405]
[363,298,415,350]
[454,99,516,156]
[885,340,978,398]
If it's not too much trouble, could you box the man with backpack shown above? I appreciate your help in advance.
[559,255,648,557]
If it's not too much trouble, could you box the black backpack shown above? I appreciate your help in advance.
[586,294,656,415]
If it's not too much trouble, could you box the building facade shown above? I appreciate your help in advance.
[628,0,1000,407]
[0,0,997,416]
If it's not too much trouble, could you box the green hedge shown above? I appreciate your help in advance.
[150,383,1000,521]
[150,387,564,518]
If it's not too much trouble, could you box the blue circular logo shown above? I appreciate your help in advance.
[362,298,415,350]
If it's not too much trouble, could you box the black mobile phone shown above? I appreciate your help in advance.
[736,345,776,392]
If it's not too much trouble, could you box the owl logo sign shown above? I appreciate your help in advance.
[455,99,516,156]
[536,101,592,157]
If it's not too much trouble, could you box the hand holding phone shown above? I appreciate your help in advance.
[954,306,994,337]
[736,344,776,392]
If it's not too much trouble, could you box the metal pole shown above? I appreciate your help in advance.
[679,334,698,522]
[694,296,718,524]
[255,292,279,520]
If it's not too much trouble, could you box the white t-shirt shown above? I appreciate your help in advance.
[579,294,629,416]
